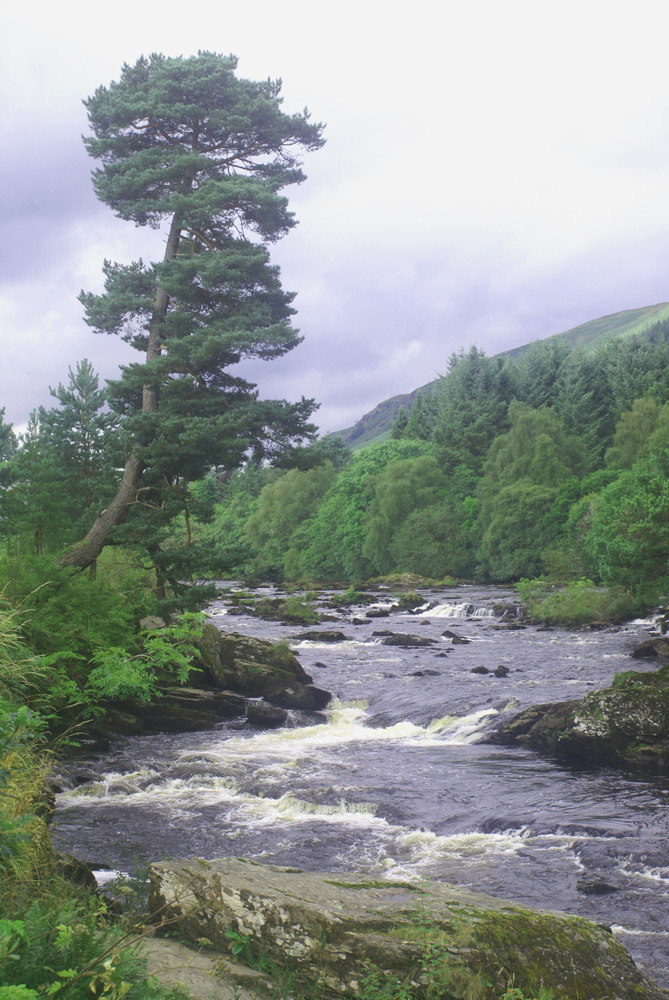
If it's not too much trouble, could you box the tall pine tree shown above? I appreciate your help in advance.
[60,53,324,597]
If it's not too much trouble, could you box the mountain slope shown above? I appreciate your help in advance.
[334,302,669,450]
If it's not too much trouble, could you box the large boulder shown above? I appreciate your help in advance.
[149,858,665,1000]
[380,633,437,647]
[631,638,669,659]
[490,665,669,769]
[197,624,331,712]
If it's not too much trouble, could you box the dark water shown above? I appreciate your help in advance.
[52,585,669,987]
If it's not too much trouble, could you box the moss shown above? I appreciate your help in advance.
[322,879,418,891]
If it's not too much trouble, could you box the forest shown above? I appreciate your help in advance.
[197,317,669,613]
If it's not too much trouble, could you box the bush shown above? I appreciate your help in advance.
[516,578,641,627]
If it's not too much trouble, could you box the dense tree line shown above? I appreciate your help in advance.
[195,319,669,601]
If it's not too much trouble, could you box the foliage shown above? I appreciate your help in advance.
[516,578,640,627]
[296,439,433,582]
[84,613,204,709]
[199,463,268,576]
[244,462,337,578]
[431,346,518,476]
[584,455,669,598]
[252,596,320,624]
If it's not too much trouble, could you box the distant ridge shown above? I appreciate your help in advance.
[334,302,669,450]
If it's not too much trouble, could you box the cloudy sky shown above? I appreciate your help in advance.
[3,0,669,435]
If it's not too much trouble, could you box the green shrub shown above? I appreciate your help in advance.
[516,578,641,627]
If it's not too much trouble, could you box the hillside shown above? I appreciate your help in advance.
[334,302,669,450]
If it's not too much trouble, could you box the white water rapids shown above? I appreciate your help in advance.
[53,584,669,987]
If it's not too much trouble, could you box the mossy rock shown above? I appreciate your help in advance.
[490,666,669,770]
[196,624,331,711]
[149,858,665,999]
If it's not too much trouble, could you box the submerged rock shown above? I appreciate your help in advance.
[148,857,665,1000]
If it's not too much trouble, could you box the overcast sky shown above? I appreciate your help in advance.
[3,0,669,435]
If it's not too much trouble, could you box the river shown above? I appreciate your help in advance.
[52,584,669,988]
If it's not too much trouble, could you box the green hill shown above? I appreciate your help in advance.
[334,302,669,450]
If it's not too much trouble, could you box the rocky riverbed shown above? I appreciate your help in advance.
[52,583,669,992]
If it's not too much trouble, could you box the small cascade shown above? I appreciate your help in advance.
[422,602,495,618]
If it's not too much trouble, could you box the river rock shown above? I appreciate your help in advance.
[381,633,437,647]
[451,635,471,645]
[131,687,244,732]
[148,857,665,1000]
[245,701,288,728]
[490,665,669,769]
[631,638,669,659]
[196,624,332,712]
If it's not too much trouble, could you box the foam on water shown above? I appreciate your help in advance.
[421,603,495,618]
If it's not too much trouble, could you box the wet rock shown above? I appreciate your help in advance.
[451,635,472,645]
[131,688,246,733]
[263,681,331,712]
[489,665,669,770]
[99,708,145,734]
[631,638,669,659]
[56,852,98,890]
[381,634,437,647]
[577,877,619,895]
[245,701,288,728]
[494,665,510,678]
[194,624,332,713]
[372,629,394,636]
[365,608,390,618]
[441,629,459,639]
[409,669,440,677]
[351,618,368,625]
[471,666,490,675]
[493,603,522,620]
[294,630,351,642]
[149,857,665,1000]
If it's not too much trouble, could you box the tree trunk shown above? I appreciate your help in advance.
[58,455,144,568]
[58,212,185,570]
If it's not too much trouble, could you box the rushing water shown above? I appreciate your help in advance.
[52,584,669,988]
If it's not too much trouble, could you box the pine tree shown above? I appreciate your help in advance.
[59,53,324,595]
[41,359,117,530]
